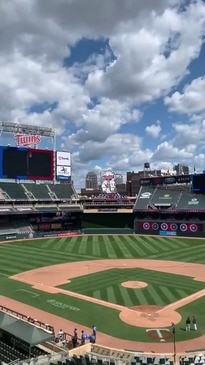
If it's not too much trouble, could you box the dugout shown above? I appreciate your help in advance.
[0,311,53,362]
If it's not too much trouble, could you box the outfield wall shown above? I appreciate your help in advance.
[82,212,134,230]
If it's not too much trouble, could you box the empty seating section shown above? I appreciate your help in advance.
[50,183,75,200]
[150,188,181,207]
[0,218,32,235]
[0,182,27,200]
[134,187,155,209]
[0,336,48,363]
[177,192,205,209]
[0,182,76,201]
[134,187,183,210]
[56,353,176,365]
[25,183,51,200]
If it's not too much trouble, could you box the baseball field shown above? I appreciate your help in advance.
[0,234,205,352]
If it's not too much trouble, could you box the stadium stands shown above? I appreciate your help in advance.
[0,218,32,235]
[0,181,76,202]
[133,187,156,210]
[0,182,27,200]
[149,187,181,208]
[177,191,205,210]
[50,183,76,200]
[23,183,52,200]
[134,186,205,212]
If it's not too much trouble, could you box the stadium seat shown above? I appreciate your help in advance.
[0,182,27,200]
[24,183,51,200]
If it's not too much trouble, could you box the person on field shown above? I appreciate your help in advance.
[92,325,97,339]
[185,317,191,332]
[81,330,87,345]
[192,316,197,331]
[73,328,78,338]
[57,329,64,341]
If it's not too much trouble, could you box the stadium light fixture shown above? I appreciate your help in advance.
[0,121,55,137]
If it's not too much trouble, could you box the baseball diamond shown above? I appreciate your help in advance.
[0,234,205,354]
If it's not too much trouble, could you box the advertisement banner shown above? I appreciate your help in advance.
[140,175,191,186]
[137,221,203,233]
[56,165,71,180]
[56,151,71,166]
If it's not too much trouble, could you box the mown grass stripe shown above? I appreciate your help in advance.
[0,246,71,264]
[175,288,190,297]
[138,236,161,254]
[119,287,133,307]
[107,286,117,303]
[49,237,69,251]
[92,289,101,299]
[103,237,118,258]
[146,236,181,253]
[97,236,110,258]
[123,236,148,257]
[63,237,78,252]
[78,237,88,255]
[146,284,166,306]
[91,237,101,257]
[112,236,133,258]
[158,248,205,263]
[111,285,125,305]
[135,288,149,305]
[40,238,59,248]
[151,237,174,252]
[159,286,177,303]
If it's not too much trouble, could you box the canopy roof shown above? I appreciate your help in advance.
[0,312,54,347]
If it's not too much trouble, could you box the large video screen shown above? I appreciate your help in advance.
[0,146,54,180]
[192,174,205,193]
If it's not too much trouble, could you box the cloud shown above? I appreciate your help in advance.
[0,0,205,189]
[152,141,193,161]
[86,1,205,103]
[172,119,205,149]
[165,76,205,115]
[145,121,161,138]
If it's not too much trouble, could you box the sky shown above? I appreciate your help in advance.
[0,0,205,191]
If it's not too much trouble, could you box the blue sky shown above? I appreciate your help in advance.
[0,0,205,190]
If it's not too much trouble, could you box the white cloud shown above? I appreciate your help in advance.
[145,121,161,138]
[86,1,205,103]
[0,0,205,190]
[152,141,193,161]
[165,76,205,115]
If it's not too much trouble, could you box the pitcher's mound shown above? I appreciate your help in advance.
[121,281,147,289]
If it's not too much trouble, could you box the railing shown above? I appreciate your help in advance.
[0,305,54,334]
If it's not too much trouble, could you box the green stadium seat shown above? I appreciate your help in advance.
[23,183,51,200]
[50,183,75,200]
[0,182,27,200]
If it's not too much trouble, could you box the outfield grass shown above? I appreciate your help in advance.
[0,235,205,342]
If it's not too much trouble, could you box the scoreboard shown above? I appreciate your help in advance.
[0,146,54,180]
[192,174,205,193]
